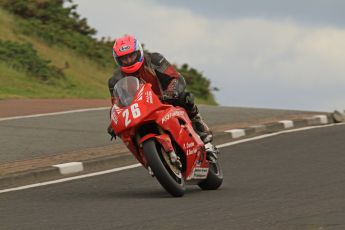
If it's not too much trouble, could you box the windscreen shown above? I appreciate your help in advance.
[113,76,140,107]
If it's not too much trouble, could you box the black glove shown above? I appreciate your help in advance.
[162,78,180,100]
[179,92,195,106]
[162,90,179,101]
[107,124,116,141]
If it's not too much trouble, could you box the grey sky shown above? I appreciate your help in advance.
[72,0,345,111]
[157,0,345,27]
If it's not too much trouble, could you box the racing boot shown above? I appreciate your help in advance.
[182,96,213,143]
[191,113,213,144]
[204,142,219,163]
[192,115,219,162]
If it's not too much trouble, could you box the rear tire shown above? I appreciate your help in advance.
[143,139,185,197]
[198,159,223,190]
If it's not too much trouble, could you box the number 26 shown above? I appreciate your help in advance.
[123,103,141,127]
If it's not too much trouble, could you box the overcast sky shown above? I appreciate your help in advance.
[72,0,345,111]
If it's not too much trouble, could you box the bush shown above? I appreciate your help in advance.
[0,0,113,67]
[0,0,217,103]
[0,40,64,82]
[177,63,213,100]
[0,0,96,36]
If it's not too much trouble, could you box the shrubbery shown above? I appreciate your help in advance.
[0,40,64,82]
[0,0,96,36]
[0,0,113,67]
[1,0,96,35]
[18,19,113,66]
[178,64,214,102]
[0,0,217,103]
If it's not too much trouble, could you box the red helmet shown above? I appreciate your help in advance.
[113,35,144,73]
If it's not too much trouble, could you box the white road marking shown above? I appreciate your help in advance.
[225,129,246,138]
[1,122,344,194]
[0,107,109,122]
[217,123,345,148]
[0,164,141,194]
[312,115,328,125]
[53,162,84,175]
[279,120,294,129]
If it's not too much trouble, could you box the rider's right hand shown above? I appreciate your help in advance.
[107,124,116,141]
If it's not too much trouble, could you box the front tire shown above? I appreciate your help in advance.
[143,139,185,197]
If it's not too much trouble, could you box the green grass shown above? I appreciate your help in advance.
[195,97,218,106]
[0,61,110,99]
[0,7,217,105]
[0,8,111,99]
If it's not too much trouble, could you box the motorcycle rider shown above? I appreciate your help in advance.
[107,34,212,144]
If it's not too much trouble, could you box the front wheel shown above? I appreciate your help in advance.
[143,139,185,197]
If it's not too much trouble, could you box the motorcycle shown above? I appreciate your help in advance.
[110,76,223,197]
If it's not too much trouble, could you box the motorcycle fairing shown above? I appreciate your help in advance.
[111,82,209,180]
[111,84,169,134]
[156,107,209,179]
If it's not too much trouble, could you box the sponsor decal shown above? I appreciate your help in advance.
[186,147,198,156]
[119,45,130,52]
[135,86,145,102]
[138,86,145,95]
[111,106,119,124]
[183,142,197,156]
[111,106,123,125]
[161,111,185,123]
[188,167,209,180]
[112,113,118,125]
[193,167,209,179]
[115,107,123,114]
[145,91,153,104]
[183,142,195,149]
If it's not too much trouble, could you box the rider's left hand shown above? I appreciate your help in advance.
[163,90,179,100]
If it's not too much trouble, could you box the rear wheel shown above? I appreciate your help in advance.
[143,139,185,197]
[198,155,223,190]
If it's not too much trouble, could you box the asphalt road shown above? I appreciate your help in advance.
[1,124,344,230]
[0,105,318,163]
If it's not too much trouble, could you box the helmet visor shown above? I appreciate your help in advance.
[116,51,139,67]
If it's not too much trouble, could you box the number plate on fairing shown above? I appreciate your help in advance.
[188,167,209,180]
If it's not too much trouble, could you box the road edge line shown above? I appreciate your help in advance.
[1,113,343,193]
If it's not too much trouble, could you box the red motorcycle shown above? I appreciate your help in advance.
[110,76,223,197]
